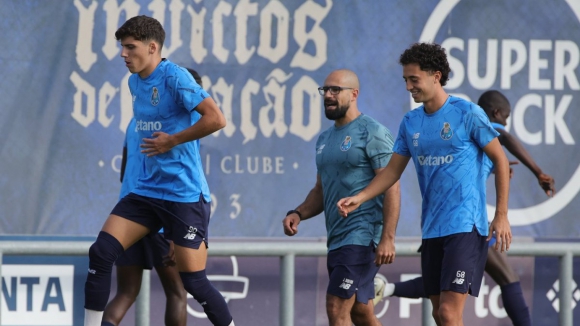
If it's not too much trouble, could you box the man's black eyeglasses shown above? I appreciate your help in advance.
[317,86,353,95]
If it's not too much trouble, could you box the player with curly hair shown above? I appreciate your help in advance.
[338,42,512,326]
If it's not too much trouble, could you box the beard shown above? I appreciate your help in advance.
[324,101,349,120]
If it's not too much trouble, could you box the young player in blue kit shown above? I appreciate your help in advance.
[338,43,512,326]
[101,116,187,326]
[283,69,401,326]
[102,68,205,326]
[83,16,234,326]
[376,90,556,326]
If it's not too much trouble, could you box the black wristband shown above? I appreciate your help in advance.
[286,209,303,220]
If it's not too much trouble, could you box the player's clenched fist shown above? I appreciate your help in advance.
[282,212,301,236]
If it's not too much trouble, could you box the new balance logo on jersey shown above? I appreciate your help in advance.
[88,269,96,274]
[339,278,353,290]
[135,120,162,132]
[418,155,454,166]
[184,226,198,240]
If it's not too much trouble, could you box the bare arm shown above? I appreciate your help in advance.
[282,175,325,236]
[374,174,401,266]
[141,97,226,156]
[497,129,555,196]
[337,153,410,216]
[484,138,512,252]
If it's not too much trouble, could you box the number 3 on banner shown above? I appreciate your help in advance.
[208,193,241,219]
[209,194,218,219]
[229,194,241,219]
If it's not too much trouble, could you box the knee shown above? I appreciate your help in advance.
[88,241,108,264]
[437,303,461,324]
[179,270,215,301]
[326,300,341,320]
[326,296,353,321]
[116,285,141,301]
[88,232,124,267]
[325,300,341,319]
[115,290,140,303]
[164,275,187,299]
[165,285,187,302]
[350,304,369,324]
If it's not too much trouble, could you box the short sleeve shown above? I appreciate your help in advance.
[468,105,499,149]
[393,117,411,157]
[366,124,394,170]
[167,65,211,113]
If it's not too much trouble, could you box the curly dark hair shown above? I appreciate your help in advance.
[399,43,451,86]
[115,15,165,51]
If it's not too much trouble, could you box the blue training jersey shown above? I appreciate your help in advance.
[316,114,394,250]
[119,118,142,199]
[490,122,505,131]
[482,122,506,174]
[393,96,499,239]
[129,59,211,203]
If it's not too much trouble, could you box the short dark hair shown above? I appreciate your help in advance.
[115,15,165,51]
[399,43,451,86]
[477,90,510,115]
[186,68,203,88]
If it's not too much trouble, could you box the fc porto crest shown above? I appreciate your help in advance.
[340,136,352,151]
[151,87,160,106]
[440,122,453,140]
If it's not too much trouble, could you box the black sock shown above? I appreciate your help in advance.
[180,270,233,326]
[393,277,427,298]
[501,282,531,326]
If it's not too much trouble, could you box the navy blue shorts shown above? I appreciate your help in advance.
[326,244,380,304]
[115,232,169,269]
[111,193,210,249]
[421,227,487,297]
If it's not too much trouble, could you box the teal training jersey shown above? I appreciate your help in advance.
[315,114,394,250]
[393,96,499,239]
[129,59,211,203]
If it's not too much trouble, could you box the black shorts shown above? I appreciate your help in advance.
[326,244,380,304]
[111,193,210,249]
[421,227,487,297]
[115,232,169,269]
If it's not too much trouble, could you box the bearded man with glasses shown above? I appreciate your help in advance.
[283,69,401,326]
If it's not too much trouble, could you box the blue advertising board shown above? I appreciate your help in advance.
[1,0,579,239]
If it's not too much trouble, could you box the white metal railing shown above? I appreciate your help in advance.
[0,240,578,326]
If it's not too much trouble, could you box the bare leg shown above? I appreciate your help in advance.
[432,291,468,326]
[430,295,442,326]
[351,298,382,326]
[326,293,355,326]
[155,264,187,326]
[102,214,151,249]
[102,266,143,325]
[485,247,518,285]
[173,242,207,272]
